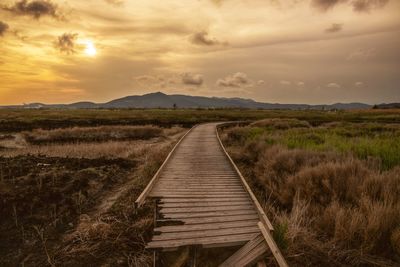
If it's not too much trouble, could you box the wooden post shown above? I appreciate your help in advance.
[188,246,197,267]
[258,222,288,267]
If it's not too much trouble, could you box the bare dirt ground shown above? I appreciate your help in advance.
[0,125,186,267]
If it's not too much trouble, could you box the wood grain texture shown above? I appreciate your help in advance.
[138,122,280,264]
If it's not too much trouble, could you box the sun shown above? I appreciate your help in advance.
[84,41,97,57]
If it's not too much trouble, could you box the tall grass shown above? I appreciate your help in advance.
[22,125,164,144]
[220,120,400,266]
[236,120,400,170]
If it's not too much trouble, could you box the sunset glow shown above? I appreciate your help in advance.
[0,0,399,105]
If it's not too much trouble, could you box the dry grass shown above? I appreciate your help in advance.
[0,124,185,267]
[220,123,400,266]
[0,126,184,159]
[54,140,175,267]
[22,125,166,144]
[1,140,161,159]
[251,118,311,129]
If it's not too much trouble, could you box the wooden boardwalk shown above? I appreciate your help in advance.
[136,123,287,266]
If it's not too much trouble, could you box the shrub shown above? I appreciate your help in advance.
[220,121,400,266]
[251,118,311,129]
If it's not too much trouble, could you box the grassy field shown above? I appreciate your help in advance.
[0,108,399,266]
[219,115,400,266]
[1,108,400,132]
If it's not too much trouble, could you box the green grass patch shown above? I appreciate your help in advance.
[273,222,289,251]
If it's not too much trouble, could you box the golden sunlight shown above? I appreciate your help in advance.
[84,40,97,57]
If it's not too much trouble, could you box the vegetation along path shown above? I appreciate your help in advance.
[136,123,288,266]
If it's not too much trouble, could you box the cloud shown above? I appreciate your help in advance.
[355,81,364,87]
[280,80,291,86]
[297,81,305,86]
[347,48,376,60]
[1,0,61,19]
[352,0,389,12]
[210,0,224,6]
[104,0,124,6]
[135,75,156,82]
[181,73,204,86]
[216,72,250,88]
[190,31,226,46]
[0,21,9,37]
[326,82,341,88]
[311,0,389,12]
[55,33,78,54]
[325,23,343,33]
[311,0,346,11]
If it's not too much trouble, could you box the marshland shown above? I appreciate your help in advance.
[0,108,399,266]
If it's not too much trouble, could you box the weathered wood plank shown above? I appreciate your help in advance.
[147,233,256,249]
[160,205,253,213]
[157,214,259,225]
[258,222,288,267]
[219,234,267,267]
[159,201,252,208]
[159,197,250,203]
[149,193,248,198]
[163,209,257,219]
[154,220,257,233]
[152,226,259,241]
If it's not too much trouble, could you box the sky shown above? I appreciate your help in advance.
[0,0,399,105]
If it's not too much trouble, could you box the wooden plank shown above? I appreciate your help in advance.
[155,182,240,185]
[238,241,268,267]
[258,222,288,267]
[157,182,240,185]
[163,209,257,219]
[160,205,253,213]
[159,197,250,203]
[156,185,243,189]
[154,220,257,233]
[134,125,195,208]
[149,193,248,198]
[147,233,255,249]
[152,189,245,194]
[154,185,244,189]
[158,178,239,181]
[219,234,267,267]
[159,201,252,208]
[152,226,259,241]
[157,214,259,225]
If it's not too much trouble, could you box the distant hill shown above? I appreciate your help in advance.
[1,92,373,110]
[374,103,400,109]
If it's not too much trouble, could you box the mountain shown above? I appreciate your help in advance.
[0,92,373,110]
[374,103,400,109]
[102,92,371,110]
